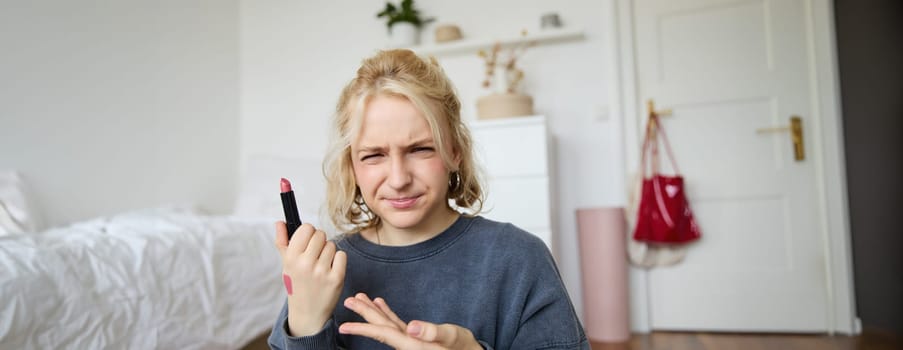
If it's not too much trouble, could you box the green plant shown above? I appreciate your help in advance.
[376,0,434,31]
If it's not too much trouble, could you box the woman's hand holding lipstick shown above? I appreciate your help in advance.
[275,222,347,337]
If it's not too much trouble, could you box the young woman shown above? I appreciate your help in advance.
[268,49,589,350]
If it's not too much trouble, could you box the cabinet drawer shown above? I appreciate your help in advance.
[471,121,548,177]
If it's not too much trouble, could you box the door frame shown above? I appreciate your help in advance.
[606,0,858,334]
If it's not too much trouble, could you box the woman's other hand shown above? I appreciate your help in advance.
[339,293,483,350]
[275,222,347,336]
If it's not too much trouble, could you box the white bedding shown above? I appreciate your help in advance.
[0,207,284,349]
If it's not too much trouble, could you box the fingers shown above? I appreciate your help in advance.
[332,251,347,278]
[355,293,379,310]
[374,297,407,331]
[341,298,479,349]
[408,321,467,348]
[274,221,288,258]
[284,225,345,277]
[356,294,406,330]
[286,223,316,256]
[338,322,425,349]
[344,294,400,329]
[303,230,328,259]
[317,240,336,268]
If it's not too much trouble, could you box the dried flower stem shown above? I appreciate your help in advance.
[478,31,535,94]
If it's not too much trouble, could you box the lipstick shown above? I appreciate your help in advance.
[280,178,302,240]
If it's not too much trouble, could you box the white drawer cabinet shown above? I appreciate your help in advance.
[468,116,555,251]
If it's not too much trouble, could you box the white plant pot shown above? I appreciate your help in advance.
[389,22,419,47]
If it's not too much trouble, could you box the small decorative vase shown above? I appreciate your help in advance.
[492,68,510,94]
[389,22,419,47]
[476,93,534,120]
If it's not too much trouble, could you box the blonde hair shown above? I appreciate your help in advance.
[324,49,484,233]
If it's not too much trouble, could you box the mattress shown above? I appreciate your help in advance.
[0,207,284,349]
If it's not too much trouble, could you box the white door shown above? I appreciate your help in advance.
[632,0,829,332]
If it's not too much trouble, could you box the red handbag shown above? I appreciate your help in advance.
[633,113,701,244]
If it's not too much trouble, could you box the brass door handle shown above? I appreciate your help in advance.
[756,116,805,161]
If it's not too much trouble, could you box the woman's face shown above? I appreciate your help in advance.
[351,95,458,235]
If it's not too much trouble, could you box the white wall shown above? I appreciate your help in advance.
[240,0,627,321]
[0,0,240,227]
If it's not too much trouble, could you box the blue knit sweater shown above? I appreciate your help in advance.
[268,215,589,350]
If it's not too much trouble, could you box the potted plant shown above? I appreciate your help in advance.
[377,0,434,47]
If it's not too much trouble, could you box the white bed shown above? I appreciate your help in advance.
[0,206,283,349]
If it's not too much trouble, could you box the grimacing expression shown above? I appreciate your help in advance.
[350,95,459,234]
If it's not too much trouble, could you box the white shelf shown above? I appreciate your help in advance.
[469,115,546,129]
[408,28,585,57]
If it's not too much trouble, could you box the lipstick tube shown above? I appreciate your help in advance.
[280,178,302,239]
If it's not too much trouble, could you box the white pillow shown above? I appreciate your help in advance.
[0,171,42,235]
[233,155,333,233]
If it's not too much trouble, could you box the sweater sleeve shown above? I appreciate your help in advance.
[267,301,341,350]
[508,240,591,349]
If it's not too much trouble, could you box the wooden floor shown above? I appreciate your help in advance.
[590,329,902,350]
[243,329,902,350]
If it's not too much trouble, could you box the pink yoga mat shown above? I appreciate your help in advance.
[576,207,630,342]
